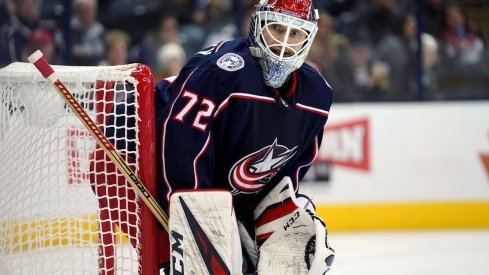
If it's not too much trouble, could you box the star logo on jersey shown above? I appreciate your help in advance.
[229,139,297,193]
[217,53,245,71]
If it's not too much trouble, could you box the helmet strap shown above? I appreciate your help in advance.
[249,46,262,58]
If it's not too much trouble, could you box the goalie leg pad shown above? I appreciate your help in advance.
[169,190,242,275]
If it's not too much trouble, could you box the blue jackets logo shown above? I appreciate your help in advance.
[229,138,297,193]
[217,53,245,71]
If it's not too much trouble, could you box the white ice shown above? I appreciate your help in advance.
[329,230,489,275]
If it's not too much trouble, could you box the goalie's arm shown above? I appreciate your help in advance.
[158,67,224,205]
[284,129,325,192]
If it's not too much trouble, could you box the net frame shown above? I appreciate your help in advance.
[0,62,159,275]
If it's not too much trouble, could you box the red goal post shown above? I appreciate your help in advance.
[0,62,159,274]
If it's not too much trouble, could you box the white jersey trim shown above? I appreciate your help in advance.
[296,103,329,117]
[214,93,276,118]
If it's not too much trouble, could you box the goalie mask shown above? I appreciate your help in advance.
[249,0,319,88]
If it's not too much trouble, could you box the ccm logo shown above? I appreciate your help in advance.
[171,230,185,274]
[283,211,300,231]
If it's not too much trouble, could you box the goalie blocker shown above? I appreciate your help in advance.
[167,177,334,275]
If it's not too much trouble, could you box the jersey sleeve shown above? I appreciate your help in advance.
[288,130,324,192]
[158,67,224,204]
[287,89,331,192]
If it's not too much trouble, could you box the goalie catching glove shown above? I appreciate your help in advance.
[253,177,335,275]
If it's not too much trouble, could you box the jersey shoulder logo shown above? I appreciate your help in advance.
[217,53,245,71]
[229,138,298,194]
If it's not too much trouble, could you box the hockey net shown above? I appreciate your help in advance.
[0,63,159,274]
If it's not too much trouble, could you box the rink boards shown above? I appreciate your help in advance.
[302,101,489,231]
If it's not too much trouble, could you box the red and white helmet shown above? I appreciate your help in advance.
[249,0,319,88]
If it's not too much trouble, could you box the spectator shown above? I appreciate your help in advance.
[440,4,485,70]
[307,10,359,102]
[369,13,418,101]
[0,0,64,67]
[0,0,15,26]
[423,0,445,38]
[203,23,237,48]
[180,9,207,56]
[132,12,182,72]
[99,29,133,103]
[200,3,237,48]
[352,0,404,47]
[349,41,373,97]
[71,0,105,65]
[133,10,205,70]
[315,0,360,17]
[26,28,62,64]
[436,4,489,99]
[99,30,130,66]
[155,42,186,80]
[421,33,442,99]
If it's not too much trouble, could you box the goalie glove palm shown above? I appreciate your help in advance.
[254,177,334,275]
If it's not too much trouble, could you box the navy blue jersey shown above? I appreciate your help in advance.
[155,38,332,216]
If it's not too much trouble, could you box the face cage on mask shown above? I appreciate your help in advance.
[250,10,318,88]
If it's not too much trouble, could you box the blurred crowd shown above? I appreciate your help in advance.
[1,0,488,101]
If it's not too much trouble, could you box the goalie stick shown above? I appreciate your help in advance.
[28,50,169,231]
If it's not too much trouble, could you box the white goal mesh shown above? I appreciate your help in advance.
[0,63,158,275]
